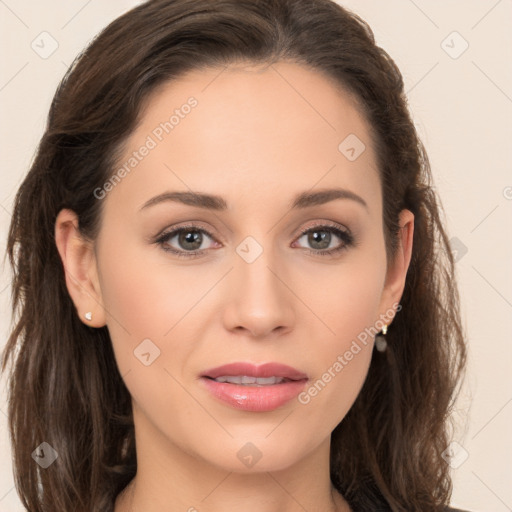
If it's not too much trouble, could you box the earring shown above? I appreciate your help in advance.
[375,323,388,352]
[84,311,92,321]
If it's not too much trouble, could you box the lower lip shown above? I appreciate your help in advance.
[200,377,308,412]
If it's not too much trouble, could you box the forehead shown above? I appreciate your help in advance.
[106,60,380,215]
[137,60,372,148]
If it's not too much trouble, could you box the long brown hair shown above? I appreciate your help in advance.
[1,1,467,510]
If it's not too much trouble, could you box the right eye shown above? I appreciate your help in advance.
[155,225,220,258]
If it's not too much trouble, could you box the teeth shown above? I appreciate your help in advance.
[213,375,286,385]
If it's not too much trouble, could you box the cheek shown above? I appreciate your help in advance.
[305,291,379,395]
[95,230,197,380]
[97,231,207,339]
[296,243,386,350]
[96,238,206,431]
[295,283,379,437]
[96,230,228,405]
[292,246,386,419]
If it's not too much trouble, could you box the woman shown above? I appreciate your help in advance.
[1,0,470,510]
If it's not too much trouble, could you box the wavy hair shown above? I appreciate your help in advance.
[1,0,467,510]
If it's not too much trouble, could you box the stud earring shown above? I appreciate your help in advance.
[375,323,388,352]
[84,312,92,321]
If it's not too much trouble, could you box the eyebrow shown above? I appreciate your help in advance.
[139,187,368,212]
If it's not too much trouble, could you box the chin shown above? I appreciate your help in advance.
[196,434,316,474]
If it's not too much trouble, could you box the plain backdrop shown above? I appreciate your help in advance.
[1,1,511,511]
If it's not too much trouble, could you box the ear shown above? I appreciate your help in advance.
[54,209,106,327]
[378,208,414,322]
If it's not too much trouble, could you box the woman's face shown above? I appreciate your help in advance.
[74,61,412,473]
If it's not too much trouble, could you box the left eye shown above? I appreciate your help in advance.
[292,225,354,255]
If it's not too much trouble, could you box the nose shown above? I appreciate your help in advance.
[222,243,296,340]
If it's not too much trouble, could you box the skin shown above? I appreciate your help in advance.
[55,61,414,512]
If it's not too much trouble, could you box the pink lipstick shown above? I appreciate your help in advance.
[199,362,308,412]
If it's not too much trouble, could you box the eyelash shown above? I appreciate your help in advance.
[154,222,355,259]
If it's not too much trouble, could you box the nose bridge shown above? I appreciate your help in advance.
[224,231,295,336]
[235,232,284,301]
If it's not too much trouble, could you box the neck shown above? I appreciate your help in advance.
[116,475,350,512]
[114,406,351,512]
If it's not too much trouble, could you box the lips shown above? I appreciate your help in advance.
[199,362,309,412]
[200,362,308,381]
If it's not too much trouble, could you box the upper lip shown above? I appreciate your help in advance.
[201,362,308,381]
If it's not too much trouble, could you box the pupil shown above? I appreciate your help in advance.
[180,230,202,250]
[309,230,330,250]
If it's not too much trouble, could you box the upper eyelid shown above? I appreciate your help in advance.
[159,220,349,236]
[296,220,349,235]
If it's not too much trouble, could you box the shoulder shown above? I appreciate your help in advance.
[445,507,475,512]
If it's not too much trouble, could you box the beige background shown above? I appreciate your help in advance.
[1,1,511,511]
